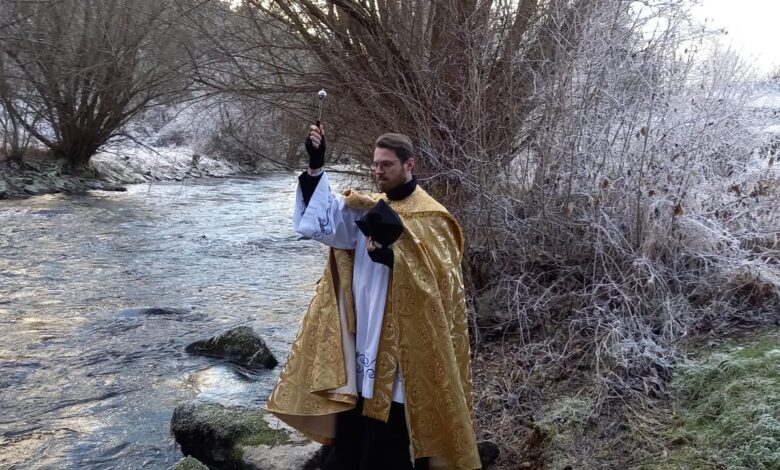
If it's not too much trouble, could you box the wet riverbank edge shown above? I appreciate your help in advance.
[0,151,249,200]
[169,329,780,469]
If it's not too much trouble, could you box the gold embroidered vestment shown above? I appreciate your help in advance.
[265,186,480,470]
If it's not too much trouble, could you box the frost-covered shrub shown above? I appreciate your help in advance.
[461,0,780,399]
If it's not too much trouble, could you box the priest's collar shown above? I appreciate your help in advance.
[386,176,417,201]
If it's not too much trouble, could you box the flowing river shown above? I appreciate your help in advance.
[0,173,358,469]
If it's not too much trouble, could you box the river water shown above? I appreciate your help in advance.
[0,174,357,469]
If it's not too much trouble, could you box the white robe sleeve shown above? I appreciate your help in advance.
[293,170,362,249]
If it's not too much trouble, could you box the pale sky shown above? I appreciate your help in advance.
[694,0,780,75]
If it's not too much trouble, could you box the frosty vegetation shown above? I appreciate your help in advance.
[2,0,779,464]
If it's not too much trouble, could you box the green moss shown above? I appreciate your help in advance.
[173,401,292,467]
[215,326,257,350]
[168,456,209,470]
[235,413,291,447]
[186,403,290,447]
[230,445,244,463]
[229,418,291,464]
[659,332,780,470]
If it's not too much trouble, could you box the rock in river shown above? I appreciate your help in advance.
[171,400,320,470]
[185,326,278,369]
[168,456,209,470]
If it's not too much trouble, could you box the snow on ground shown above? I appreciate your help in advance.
[91,145,237,184]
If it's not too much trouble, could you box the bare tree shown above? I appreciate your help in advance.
[177,1,325,168]
[182,0,602,234]
[236,0,597,167]
[0,0,192,170]
[0,93,40,162]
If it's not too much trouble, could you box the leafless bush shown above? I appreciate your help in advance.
[0,98,39,162]
[468,0,780,405]
[211,0,780,407]
[83,0,779,437]
[0,0,192,170]
[175,1,311,167]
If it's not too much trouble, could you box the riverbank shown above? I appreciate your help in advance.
[164,324,780,469]
[471,325,780,469]
[0,147,248,200]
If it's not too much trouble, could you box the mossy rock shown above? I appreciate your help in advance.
[171,401,290,469]
[168,456,209,470]
[185,326,278,369]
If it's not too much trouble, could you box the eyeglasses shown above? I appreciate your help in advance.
[370,161,400,172]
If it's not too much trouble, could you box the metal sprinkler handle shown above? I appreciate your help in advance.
[316,89,327,127]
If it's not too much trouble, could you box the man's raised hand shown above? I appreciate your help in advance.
[308,124,323,149]
[305,123,326,170]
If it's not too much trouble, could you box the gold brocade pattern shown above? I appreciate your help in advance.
[265,250,355,444]
[309,253,347,393]
[390,216,478,469]
[332,250,356,334]
[266,186,480,469]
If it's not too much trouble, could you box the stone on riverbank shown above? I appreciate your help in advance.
[237,438,321,470]
[171,401,322,470]
[185,326,278,369]
[23,182,55,196]
[0,161,124,198]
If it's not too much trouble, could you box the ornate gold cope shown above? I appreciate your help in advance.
[265,186,480,470]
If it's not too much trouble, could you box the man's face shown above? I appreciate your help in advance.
[373,147,413,193]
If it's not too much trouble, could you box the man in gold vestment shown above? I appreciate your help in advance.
[265,124,480,470]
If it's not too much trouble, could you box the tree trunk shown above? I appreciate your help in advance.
[52,127,104,173]
[5,113,24,163]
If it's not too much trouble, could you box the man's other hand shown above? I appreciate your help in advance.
[366,236,382,252]
[367,236,393,268]
[305,123,326,170]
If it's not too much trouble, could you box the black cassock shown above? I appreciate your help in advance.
[319,397,430,470]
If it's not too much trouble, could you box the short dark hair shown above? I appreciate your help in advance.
[374,133,414,163]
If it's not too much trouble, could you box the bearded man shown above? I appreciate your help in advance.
[266,124,480,470]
